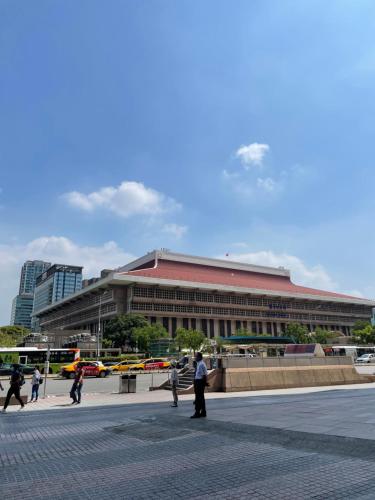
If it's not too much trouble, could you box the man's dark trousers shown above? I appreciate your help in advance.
[194,379,206,416]
[4,385,24,409]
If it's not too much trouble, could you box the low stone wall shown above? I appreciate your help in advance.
[223,365,374,392]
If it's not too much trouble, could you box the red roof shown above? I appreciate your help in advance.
[119,259,358,301]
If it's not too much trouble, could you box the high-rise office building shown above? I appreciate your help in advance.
[10,294,34,329]
[33,264,83,314]
[19,260,51,294]
[10,260,51,329]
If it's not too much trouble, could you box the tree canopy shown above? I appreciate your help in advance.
[0,325,29,347]
[175,328,206,353]
[132,323,168,355]
[312,327,337,345]
[234,328,252,336]
[351,321,375,345]
[285,323,310,344]
[103,314,148,348]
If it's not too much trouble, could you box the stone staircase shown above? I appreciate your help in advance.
[164,367,195,392]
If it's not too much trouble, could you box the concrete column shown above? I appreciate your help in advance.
[213,319,220,338]
[176,317,183,330]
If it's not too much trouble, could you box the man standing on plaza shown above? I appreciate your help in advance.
[70,365,84,404]
[170,360,179,407]
[191,352,208,418]
[1,364,25,413]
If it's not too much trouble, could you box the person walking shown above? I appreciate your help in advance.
[70,366,83,404]
[170,360,179,408]
[1,364,25,413]
[191,352,208,419]
[30,366,41,402]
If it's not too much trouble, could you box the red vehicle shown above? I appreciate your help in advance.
[143,358,171,370]
[60,361,111,379]
[130,358,171,370]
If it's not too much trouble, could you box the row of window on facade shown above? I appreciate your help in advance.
[132,287,368,314]
[131,302,359,324]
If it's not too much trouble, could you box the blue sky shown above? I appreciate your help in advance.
[1,0,375,324]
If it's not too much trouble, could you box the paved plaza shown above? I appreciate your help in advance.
[2,387,375,499]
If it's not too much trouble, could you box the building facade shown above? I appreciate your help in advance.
[33,264,83,314]
[10,294,34,329]
[10,260,51,329]
[19,260,51,294]
[33,251,375,339]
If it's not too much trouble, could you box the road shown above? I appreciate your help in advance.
[3,388,375,498]
[0,372,168,396]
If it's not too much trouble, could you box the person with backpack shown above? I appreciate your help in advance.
[30,365,42,402]
[70,365,84,404]
[1,364,25,413]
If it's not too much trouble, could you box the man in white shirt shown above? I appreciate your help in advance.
[191,352,208,418]
[170,360,179,408]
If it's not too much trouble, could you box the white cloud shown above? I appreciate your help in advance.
[217,250,338,292]
[256,177,277,192]
[222,169,240,180]
[162,223,188,239]
[63,181,181,218]
[0,236,136,325]
[236,142,269,168]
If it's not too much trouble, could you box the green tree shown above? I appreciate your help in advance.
[0,331,17,347]
[104,314,148,348]
[311,327,337,345]
[352,324,375,345]
[352,320,372,334]
[132,323,168,355]
[201,335,226,354]
[234,328,252,336]
[285,323,310,344]
[0,325,29,347]
[175,328,206,354]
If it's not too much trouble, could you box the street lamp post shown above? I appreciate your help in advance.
[97,293,102,360]
[43,345,50,398]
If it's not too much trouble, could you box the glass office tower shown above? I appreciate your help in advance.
[33,264,83,313]
[10,260,51,329]
[19,260,51,294]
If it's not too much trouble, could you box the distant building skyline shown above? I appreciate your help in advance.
[10,260,51,329]
[10,293,34,329]
[33,264,83,315]
[19,260,51,294]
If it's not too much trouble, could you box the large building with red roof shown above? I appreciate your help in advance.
[34,250,375,338]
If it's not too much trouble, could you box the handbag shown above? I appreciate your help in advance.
[39,378,43,385]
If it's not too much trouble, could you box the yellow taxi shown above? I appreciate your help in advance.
[130,358,171,371]
[109,360,141,372]
[60,360,111,379]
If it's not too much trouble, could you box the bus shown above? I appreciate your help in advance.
[0,347,80,373]
[324,345,375,360]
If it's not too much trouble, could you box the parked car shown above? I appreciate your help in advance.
[130,358,171,371]
[109,360,141,372]
[0,363,35,376]
[356,354,375,364]
[60,361,111,379]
